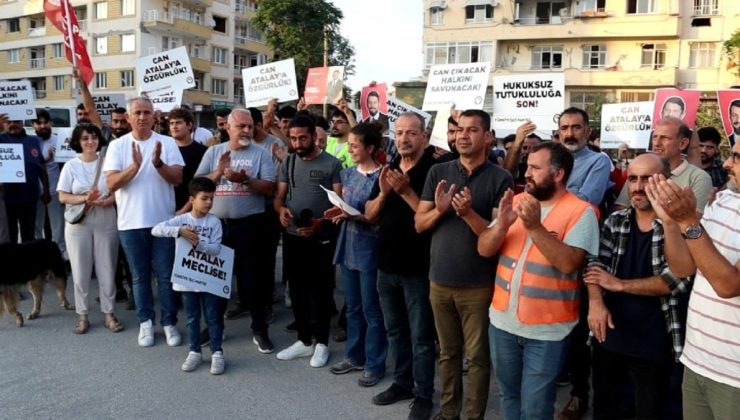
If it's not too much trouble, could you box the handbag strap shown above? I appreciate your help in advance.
[91,146,107,188]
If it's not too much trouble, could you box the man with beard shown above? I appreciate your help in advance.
[558,107,613,207]
[435,116,460,163]
[728,99,739,147]
[362,91,389,134]
[76,103,91,124]
[32,109,65,258]
[503,122,541,188]
[584,153,694,420]
[478,141,600,420]
[274,115,342,368]
[415,109,513,420]
[168,107,207,213]
[660,97,686,121]
[195,109,276,352]
[206,108,231,147]
[697,127,728,189]
[0,118,50,243]
[326,108,355,168]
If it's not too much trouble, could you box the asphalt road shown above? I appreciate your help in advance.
[1,260,584,419]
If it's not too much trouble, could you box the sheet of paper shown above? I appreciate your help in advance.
[320,185,360,216]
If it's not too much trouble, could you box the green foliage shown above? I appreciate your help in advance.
[696,99,731,157]
[252,0,355,95]
[588,94,615,130]
[722,29,740,80]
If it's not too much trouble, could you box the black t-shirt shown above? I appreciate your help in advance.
[370,147,437,277]
[176,141,208,210]
[602,215,671,361]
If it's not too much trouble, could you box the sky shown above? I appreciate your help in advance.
[330,0,423,92]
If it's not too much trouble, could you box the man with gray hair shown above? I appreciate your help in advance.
[104,97,185,348]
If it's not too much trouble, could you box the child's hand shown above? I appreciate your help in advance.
[179,226,199,247]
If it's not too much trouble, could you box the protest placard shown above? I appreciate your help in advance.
[305,66,344,105]
[717,89,740,146]
[492,73,564,132]
[652,88,700,128]
[135,46,195,93]
[600,102,653,149]
[360,84,389,122]
[172,237,234,299]
[147,88,183,113]
[242,58,298,107]
[54,128,78,163]
[429,108,452,152]
[386,96,431,140]
[0,144,27,183]
[422,62,491,111]
[0,81,36,121]
[92,94,126,123]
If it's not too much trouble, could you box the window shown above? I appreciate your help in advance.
[52,43,64,58]
[95,72,107,89]
[95,2,107,19]
[249,54,266,67]
[430,8,444,25]
[121,0,135,16]
[570,92,606,114]
[53,75,65,91]
[694,0,718,15]
[535,1,567,24]
[212,79,227,96]
[689,42,716,68]
[95,36,107,54]
[120,70,134,88]
[7,18,20,32]
[532,45,563,69]
[212,47,227,65]
[425,41,493,67]
[194,72,205,91]
[582,45,606,69]
[465,5,493,23]
[8,49,20,63]
[620,91,654,102]
[627,0,655,14]
[641,43,666,69]
[213,16,227,33]
[120,34,135,52]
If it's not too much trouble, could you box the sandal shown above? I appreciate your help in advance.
[105,314,124,333]
[74,317,90,334]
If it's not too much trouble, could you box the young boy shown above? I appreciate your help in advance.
[152,177,226,374]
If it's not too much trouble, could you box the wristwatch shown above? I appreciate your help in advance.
[153,159,164,169]
[682,223,703,240]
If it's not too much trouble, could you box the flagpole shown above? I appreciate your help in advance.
[61,0,79,95]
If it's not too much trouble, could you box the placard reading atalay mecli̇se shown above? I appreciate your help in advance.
[241,58,299,107]
[172,237,234,299]
[135,46,195,94]
[0,80,36,121]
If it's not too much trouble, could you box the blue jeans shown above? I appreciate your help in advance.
[341,265,388,375]
[489,324,570,420]
[118,229,177,326]
[182,292,225,353]
[377,270,436,400]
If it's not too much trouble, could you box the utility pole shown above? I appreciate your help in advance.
[323,25,329,118]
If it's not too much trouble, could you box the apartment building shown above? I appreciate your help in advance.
[398,0,739,113]
[0,0,271,116]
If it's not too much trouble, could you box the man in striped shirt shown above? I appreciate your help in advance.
[647,141,740,419]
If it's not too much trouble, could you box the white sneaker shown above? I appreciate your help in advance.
[210,351,225,375]
[138,320,154,347]
[163,325,182,347]
[276,340,314,361]
[181,351,202,372]
[310,343,330,368]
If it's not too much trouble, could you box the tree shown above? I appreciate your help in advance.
[253,0,355,96]
[722,29,740,81]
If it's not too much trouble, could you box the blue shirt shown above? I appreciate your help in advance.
[333,167,380,272]
[567,147,613,206]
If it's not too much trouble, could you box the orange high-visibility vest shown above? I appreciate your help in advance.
[492,192,590,324]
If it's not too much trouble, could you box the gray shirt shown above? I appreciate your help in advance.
[421,160,513,288]
[195,142,275,219]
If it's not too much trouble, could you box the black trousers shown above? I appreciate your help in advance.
[282,232,336,345]
[5,201,36,243]
[592,345,672,420]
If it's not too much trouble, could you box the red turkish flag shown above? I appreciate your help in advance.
[43,0,94,84]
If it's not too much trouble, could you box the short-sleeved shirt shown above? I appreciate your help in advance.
[0,133,46,203]
[421,160,513,288]
[175,141,207,210]
[253,134,286,171]
[57,157,110,197]
[490,201,600,341]
[103,131,185,230]
[326,136,353,168]
[371,147,437,277]
[279,151,342,237]
[195,142,276,219]
[333,167,381,272]
[567,147,613,206]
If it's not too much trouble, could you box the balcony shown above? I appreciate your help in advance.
[182,0,213,7]
[234,65,248,77]
[235,1,257,20]
[142,10,212,40]
[562,66,677,87]
[234,36,270,55]
[30,58,46,69]
[190,55,211,73]
[184,89,212,106]
[28,26,47,37]
[34,90,47,99]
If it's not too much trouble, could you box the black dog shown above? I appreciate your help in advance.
[0,239,73,326]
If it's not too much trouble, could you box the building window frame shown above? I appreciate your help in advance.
[531,45,563,70]
[582,44,607,69]
[7,18,20,33]
[465,5,493,23]
[212,47,228,65]
[212,78,227,96]
[53,75,65,91]
[95,72,107,89]
[120,70,134,88]
[424,41,493,68]
[430,8,444,25]
[52,43,64,58]
[689,42,716,68]
[627,0,656,14]
[120,34,135,53]
[121,0,135,16]
[95,36,108,55]
[94,2,108,20]
[8,48,21,63]
[641,43,666,69]
[693,0,718,15]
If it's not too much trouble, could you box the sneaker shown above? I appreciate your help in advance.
[276,340,314,361]
[253,333,275,354]
[558,396,587,420]
[181,351,202,372]
[310,343,330,368]
[225,306,248,320]
[330,358,364,375]
[358,371,384,387]
[210,351,225,375]
[372,383,414,406]
[163,325,182,347]
[408,397,433,420]
[138,320,154,347]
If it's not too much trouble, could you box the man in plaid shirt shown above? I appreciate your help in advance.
[584,153,695,420]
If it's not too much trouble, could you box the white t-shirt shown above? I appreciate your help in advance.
[103,132,184,230]
[57,156,110,197]
[192,127,213,145]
